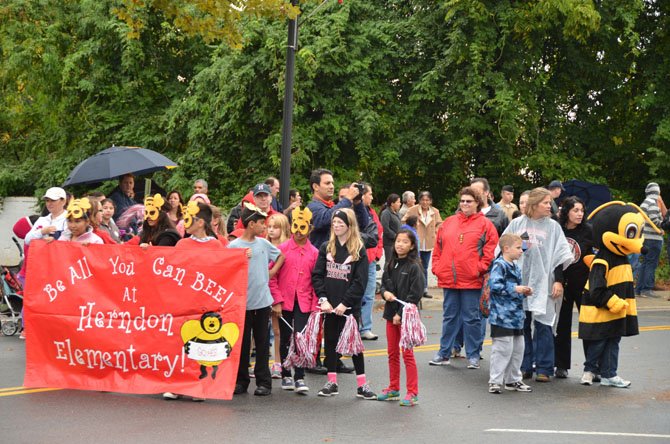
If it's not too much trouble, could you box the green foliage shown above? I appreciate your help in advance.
[1,0,669,215]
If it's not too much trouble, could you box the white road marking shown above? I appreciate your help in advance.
[486,429,670,439]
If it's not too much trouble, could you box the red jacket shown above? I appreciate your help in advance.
[431,211,498,289]
[366,207,384,263]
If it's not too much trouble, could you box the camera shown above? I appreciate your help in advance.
[354,183,366,197]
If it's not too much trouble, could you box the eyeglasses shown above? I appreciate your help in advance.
[460,199,474,204]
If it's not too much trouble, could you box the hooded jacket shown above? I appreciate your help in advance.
[432,211,498,289]
[640,182,663,241]
[380,257,425,321]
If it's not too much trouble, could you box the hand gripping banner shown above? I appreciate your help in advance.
[23,241,247,400]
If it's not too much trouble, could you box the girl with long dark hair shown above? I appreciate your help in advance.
[378,229,425,406]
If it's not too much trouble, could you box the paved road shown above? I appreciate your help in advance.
[1,291,669,443]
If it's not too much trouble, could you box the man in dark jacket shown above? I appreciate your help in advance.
[307,169,373,249]
[471,178,509,236]
[108,174,137,220]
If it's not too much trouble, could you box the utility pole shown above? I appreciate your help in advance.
[279,0,299,209]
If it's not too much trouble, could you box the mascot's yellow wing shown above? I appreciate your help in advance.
[222,323,240,347]
[180,319,202,344]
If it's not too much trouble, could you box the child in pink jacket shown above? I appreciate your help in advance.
[270,207,319,394]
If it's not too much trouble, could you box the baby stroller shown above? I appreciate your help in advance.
[1,266,23,336]
[1,237,24,336]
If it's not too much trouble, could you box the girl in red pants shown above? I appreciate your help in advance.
[379,229,425,406]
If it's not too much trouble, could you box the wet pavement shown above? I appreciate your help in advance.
[1,289,669,443]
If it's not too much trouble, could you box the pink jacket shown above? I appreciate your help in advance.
[269,237,319,313]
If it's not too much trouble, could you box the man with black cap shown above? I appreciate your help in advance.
[497,185,518,222]
[547,180,564,219]
[233,183,278,231]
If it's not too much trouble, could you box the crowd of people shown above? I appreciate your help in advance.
[11,169,668,402]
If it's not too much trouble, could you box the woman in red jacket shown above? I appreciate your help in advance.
[429,187,498,369]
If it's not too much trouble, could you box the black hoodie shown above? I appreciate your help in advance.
[312,241,368,314]
[380,257,425,321]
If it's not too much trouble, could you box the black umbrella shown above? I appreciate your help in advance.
[559,179,612,217]
[63,146,178,187]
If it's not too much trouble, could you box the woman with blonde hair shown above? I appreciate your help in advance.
[499,187,573,382]
[312,208,377,400]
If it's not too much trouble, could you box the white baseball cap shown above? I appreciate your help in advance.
[43,187,67,200]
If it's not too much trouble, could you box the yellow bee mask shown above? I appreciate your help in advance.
[291,207,313,235]
[182,200,200,229]
[66,198,92,220]
[144,194,165,221]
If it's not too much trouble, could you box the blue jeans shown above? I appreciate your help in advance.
[635,238,663,293]
[584,337,620,378]
[438,289,482,361]
[419,251,432,291]
[360,262,376,333]
[521,313,555,376]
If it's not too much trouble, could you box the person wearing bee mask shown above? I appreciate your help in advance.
[126,194,181,247]
[59,197,103,244]
[269,206,319,394]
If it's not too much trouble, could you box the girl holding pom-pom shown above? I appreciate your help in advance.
[311,208,377,400]
[379,229,425,406]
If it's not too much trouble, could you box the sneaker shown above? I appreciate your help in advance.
[580,371,594,386]
[233,384,247,395]
[377,388,400,401]
[555,368,568,379]
[399,393,419,406]
[488,383,501,394]
[360,331,379,340]
[640,290,659,298]
[451,348,463,359]
[356,384,377,400]
[162,392,180,400]
[505,381,532,392]
[318,381,339,397]
[429,354,450,366]
[281,377,294,391]
[467,359,480,369]
[535,373,550,382]
[294,379,309,393]
[593,374,602,383]
[600,375,631,388]
[271,363,282,379]
[254,386,272,396]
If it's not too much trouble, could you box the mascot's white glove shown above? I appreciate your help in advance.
[606,295,629,314]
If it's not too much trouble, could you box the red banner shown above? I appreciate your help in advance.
[23,241,247,400]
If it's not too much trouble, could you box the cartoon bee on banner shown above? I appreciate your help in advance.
[181,312,240,380]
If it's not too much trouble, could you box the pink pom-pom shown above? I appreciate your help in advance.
[283,311,323,370]
[400,303,427,350]
[336,314,364,356]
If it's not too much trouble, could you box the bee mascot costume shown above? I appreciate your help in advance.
[578,201,661,388]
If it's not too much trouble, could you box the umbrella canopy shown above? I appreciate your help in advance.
[559,179,612,217]
[63,146,177,187]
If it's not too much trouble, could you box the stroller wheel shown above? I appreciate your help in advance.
[1,321,18,337]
